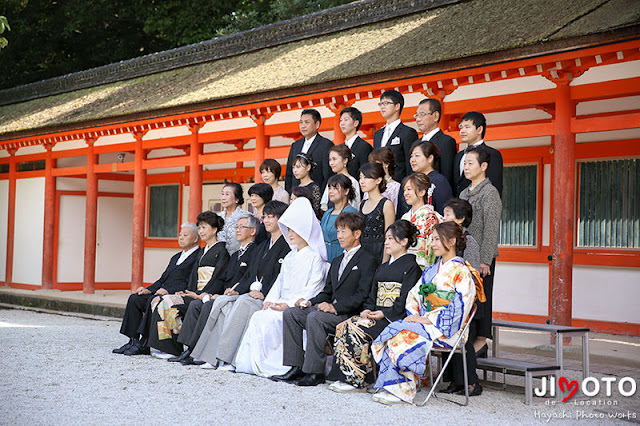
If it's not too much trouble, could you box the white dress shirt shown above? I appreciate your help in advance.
[301,134,317,154]
[381,119,401,147]
[422,127,440,141]
[338,245,361,280]
[177,245,199,265]
[459,140,485,176]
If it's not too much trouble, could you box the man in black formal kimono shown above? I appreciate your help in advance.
[340,107,373,180]
[273,212,377,386]
[373,90,418,183]
[452,111,504,197]
[284,109,334,193]
[112,223,199,355]
[171,214,257,364]
[415,98,457,187]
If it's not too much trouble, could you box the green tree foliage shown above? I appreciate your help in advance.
[0,0,354,90]
[0,16,10,49]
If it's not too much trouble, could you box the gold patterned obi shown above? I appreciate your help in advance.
[197,266,215,291]
[376,281,402,307]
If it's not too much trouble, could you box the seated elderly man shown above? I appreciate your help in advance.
[112,223,200,356]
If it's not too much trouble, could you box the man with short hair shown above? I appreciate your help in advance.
[112,223,199,355]
[340,107,372,179]
[170,215,258,365]
[453,111,504,196]
[373,90,418,182]
[415,98,457,187]
[273,212,377,386]
[285,109,334,193]
[189,200,291,370]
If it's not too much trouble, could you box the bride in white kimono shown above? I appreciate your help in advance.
[235,197,329,378]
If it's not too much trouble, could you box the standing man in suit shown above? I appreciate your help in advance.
[415,98,457,187]
[340,107,373,179]
[112,223,200,355]
[272,212,377,386]
[373,90,418,183]
[285,109,334,193]
[453,111,504,197]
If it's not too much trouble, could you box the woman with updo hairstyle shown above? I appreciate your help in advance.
[367,147,401,209]
[321,144,361,210]
[248,182,274,245]
[358,162,396,263]
[370,221,485,405]
[327,219,422,394]
[407,140,453,215]
[218,182,250,255]
[320,174,359,262]
[292,154,323,220]
[401,172,442,269]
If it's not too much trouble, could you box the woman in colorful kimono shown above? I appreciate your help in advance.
[370,221,484,405]
[235,197,329,378]
[327,220,421,393]
[401,172,442,269]
[146,211,230,357]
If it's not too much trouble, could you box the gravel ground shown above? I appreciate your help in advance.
[1,308,637,425]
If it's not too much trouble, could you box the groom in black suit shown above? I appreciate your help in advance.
[415,98,457,187]
[373,90,418,183]
[453,111,504,197]
[273,212,377,386]
[284,109,334,193]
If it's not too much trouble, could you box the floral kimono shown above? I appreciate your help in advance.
[371,256,484,403]
[401,204,442,269]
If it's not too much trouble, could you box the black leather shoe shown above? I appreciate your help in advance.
[442,382,464,394]
[296,373,325,387]
[270,366,304,382]
[180,356,196,365]
[112,340,133,354]
[169,349,191,362]
[123,343,150,356]
[458,383,483,396]
[475,344,488,358]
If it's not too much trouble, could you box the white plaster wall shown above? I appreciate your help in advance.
[144,248,179,284]
[573,266,640,324]
[0,180,8,281]
[57,195,85,283]
[96,196,133,282]
[98,180,134,193]
[57,177,86,191]
[493,262,549,317]
[12,178,45,285]
[16,145,46,155]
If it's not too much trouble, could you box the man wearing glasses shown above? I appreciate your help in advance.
[373,90,418,183]
[414,98,457,187]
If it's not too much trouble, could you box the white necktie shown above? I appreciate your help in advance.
[381,126,392,147]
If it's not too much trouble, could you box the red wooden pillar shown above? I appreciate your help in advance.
[4,149,16,286]
[188,125,202,223]
[83,138,97,294]
[550,74,575,328]
[329,102,346,144]
[131,133,146,292]
[253,115,268,182]
[41,143,56,289]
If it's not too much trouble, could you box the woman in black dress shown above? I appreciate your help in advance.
[292,153,323,220]
[358,162,395,263]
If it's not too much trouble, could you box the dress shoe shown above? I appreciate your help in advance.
[475,344,488,358]
[169,349,191,363]
[296,373,325,387]
[123,343,150,356]
[329,381,367,393]
[270,366,304,382]
[458,383,483,396]
[442,382,464,394]
[112,340,133,354]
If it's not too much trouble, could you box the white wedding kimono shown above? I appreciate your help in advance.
[235,197,329,378]
[235,245,327,377]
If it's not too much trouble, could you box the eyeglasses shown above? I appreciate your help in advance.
[413,112,435,118]
[378,101,396,107]
[236,225,254,230]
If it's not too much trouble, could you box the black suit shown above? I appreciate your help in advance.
[285,134,334,193]
[427,130,457,187]
[346,136,373,179]
[235,235,291,296]
[453,143,504,197]
[373,122,419,182]
[119,249,198,339]
[283,248,377,374]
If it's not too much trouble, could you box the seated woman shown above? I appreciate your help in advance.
[327,220,422,393]
[370,222,484,405]
[320,144,361,210]
[401,172,442,269]
[235,197,329,378]
[320,174,358,263]
[292,153,323,220]
[146,211,230,357]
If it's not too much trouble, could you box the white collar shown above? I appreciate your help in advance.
[389,252,406,264]
[304,134,317,144]
[182,246,199,257]
[344,134,358,148]
[384,119,402,134]
[423,128,440,141]
[342,244,361,257]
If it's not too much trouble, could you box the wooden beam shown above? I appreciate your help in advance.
[572,111,640,133]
